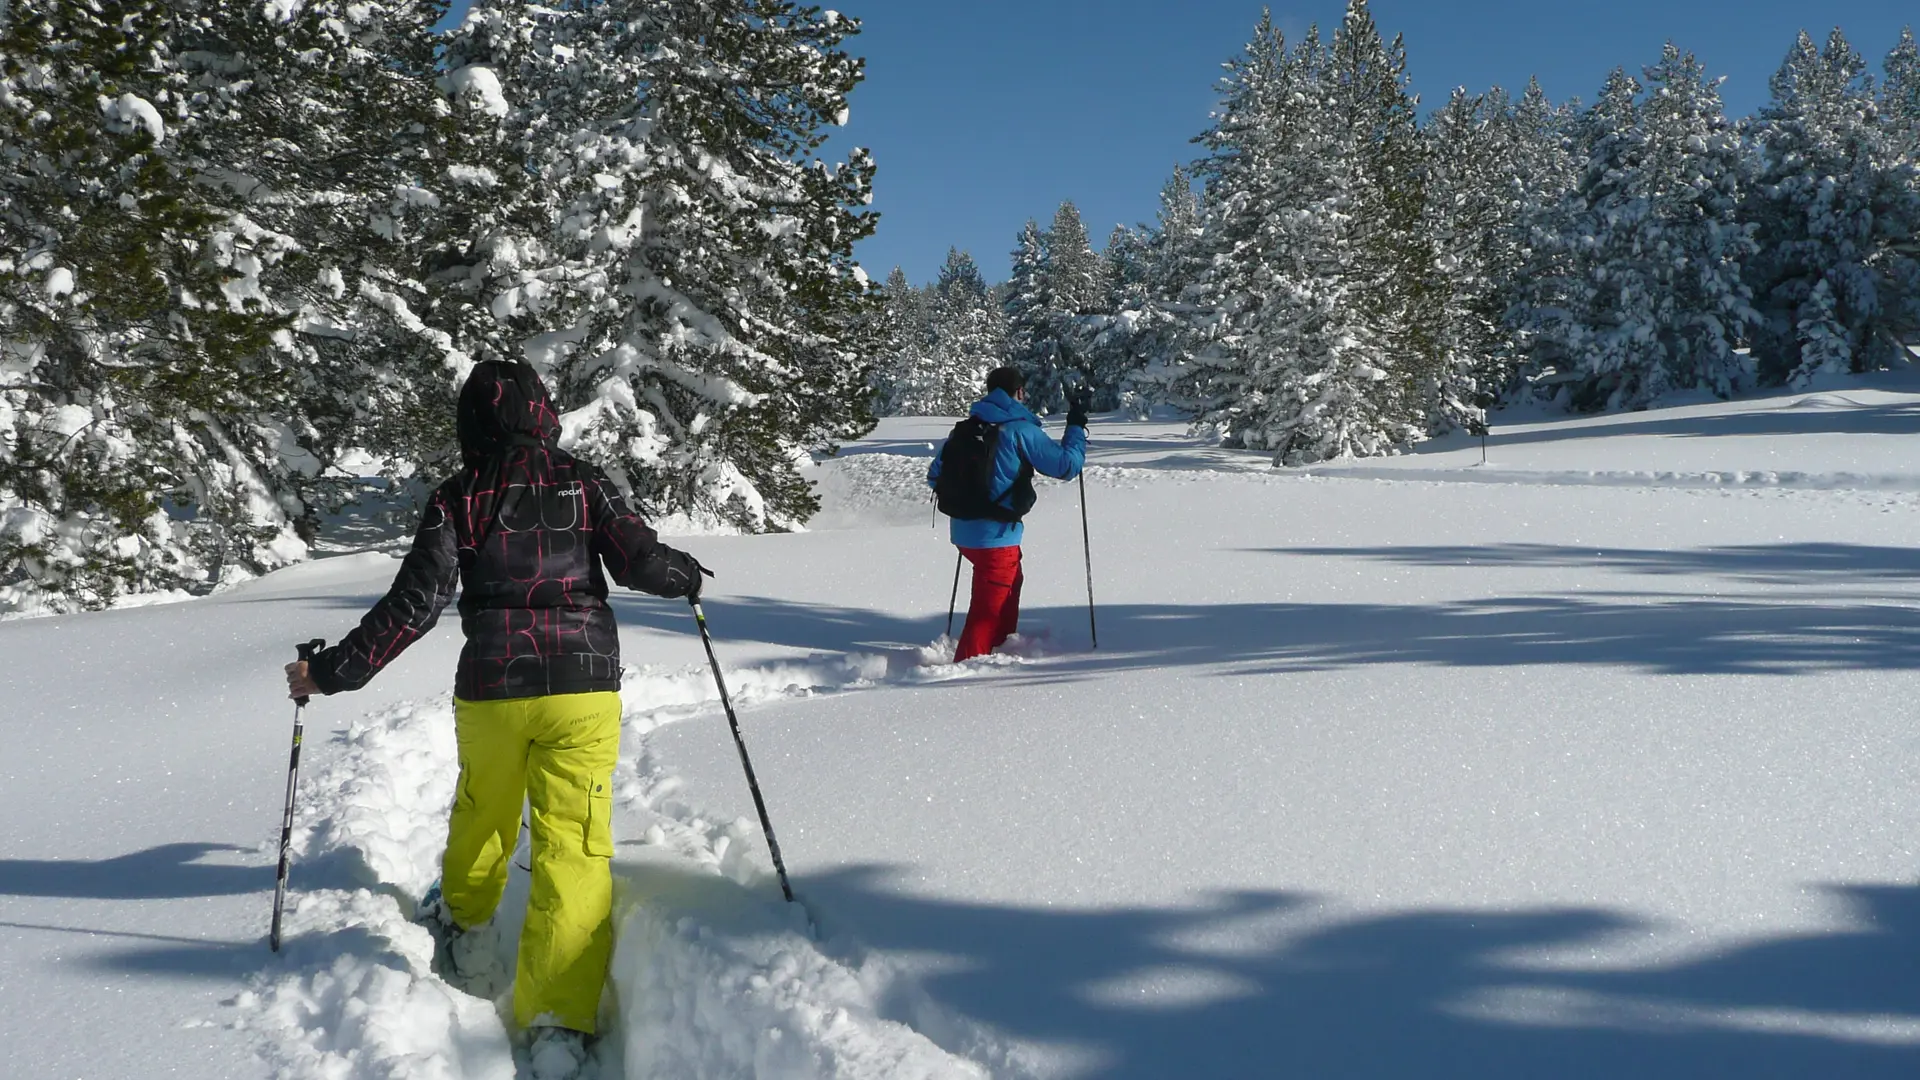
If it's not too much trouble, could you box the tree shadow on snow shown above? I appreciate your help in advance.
[240,543,1920,679]
[0,919,261,981]
[1468,399,1920,451]
[1256,542,1920,588]
[823,437,943,460]
[610,585,1920,681]
[0,842,266,900]
[1077,592,1920,679]
[607,591,938,654]
[802,867,1920,1079]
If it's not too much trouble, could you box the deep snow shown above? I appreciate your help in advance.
[4,378,1920,1078]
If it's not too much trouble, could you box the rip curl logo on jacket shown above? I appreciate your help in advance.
[559,484,584,498]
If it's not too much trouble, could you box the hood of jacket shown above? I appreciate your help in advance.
[968,388,1040,428]
[457,361,560,466]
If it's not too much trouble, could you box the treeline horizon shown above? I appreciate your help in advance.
[869,1,1920,465]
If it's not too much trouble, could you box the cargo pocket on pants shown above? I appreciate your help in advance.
[584,769,614,857]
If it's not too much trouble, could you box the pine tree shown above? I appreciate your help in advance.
[935,248,988,305]
[889,249,999,415]
[1046,201,1105,315]
[870,266,930,414]
[1885,28,1920,157]
[932,248,1004,413]
[172,0,457,517]
[1172,12,1412,463]
[1879,28,1920,357]
[1020,200,1110,412]
[1330,0,1445,433]
[0,0,312,611]
[437,0,880,530]
[1079,223,1153,409]
[1512,69,1639,393]
[1421,87,1508,422]
[1167,7,1428,463]
[1743,29,1904,383]
[1639,44,1759,396]
[1159,10,1299,439]
[1496,77,1581,388]
[1002,219,1053,389]
[1107,168,1205,417]
[1144,164,1208,307]
[1103,224,1149,311]
[1521,49,1757,410]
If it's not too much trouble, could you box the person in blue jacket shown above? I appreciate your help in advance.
[927,367,1087,660]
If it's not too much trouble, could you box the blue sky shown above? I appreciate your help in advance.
[840,1,1916,284]
[441,1,1916,285]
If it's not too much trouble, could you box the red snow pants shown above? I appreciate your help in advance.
[955,545,1023,662]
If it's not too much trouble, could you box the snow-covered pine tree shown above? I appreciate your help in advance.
[1521,49,1756,410]
[438,0,879,530]
[1103,224,1149,313]
[1794,277,1852,375]
[930,248,1003,413]
[1420,87,1509,422]
[1886,27,1920,157]
[889,249,998,415]
[1002,219,1054,394]
[1743,29,1906,384]
[1077,223,1154,410]
[1494,77,1581,390]
[869,266,930,414]
[1046,201,1106,316]
[1329,0,1448,434]
[1511,71,1638,394]
[1022,200,1108,412]
[1144,164,1208,310]
[169,0,457,518]
[1157,11,1297,438]
[1505,78,1583,228]
[1173,13,1412,464]
[0,0,318,611]
[1114,166,1208,417]
[1629,44,1757,398]
[1878,28,1920,357]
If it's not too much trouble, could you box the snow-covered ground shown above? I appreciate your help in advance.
[5,378,1920,1078]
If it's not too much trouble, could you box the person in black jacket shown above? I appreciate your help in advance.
[284,360,704,1059]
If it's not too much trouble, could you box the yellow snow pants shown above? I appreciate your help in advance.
[445,692,622,1034]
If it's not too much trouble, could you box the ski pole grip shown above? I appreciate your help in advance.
[293,639,325,707]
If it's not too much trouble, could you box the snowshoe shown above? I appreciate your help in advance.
[527,1026,593,1080]
[416,882,507,998]
[416,881,459,972]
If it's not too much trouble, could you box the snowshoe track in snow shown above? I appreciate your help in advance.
[238,648,1041,1079]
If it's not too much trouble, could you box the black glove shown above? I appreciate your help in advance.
[1065,394,1090,429]
[672,550,713,601]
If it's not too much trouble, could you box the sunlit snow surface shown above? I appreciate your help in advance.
[5,376,1920,1078]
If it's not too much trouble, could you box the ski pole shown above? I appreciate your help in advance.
[946,550,963,639]
[271,638,326,952]
[689,598,795,903]
[1080,473,1097,649]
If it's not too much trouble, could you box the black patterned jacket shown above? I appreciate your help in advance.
[309,362,703,701]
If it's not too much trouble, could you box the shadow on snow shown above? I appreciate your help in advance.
[0,842,265,901]
[1465,399,1920,452]
[1253,542,1920,587]
[608,543,1920,679]
[627,856,1920,1080]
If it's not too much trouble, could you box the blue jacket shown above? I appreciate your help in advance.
[927,389,1087,549]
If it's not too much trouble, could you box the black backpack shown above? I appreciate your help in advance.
[934,417,1035,523]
